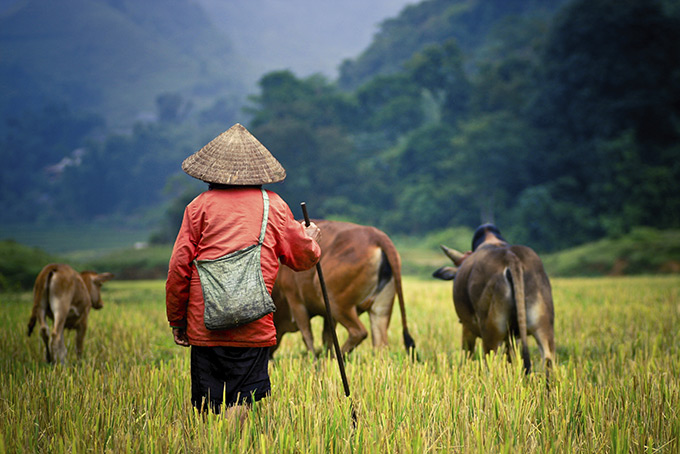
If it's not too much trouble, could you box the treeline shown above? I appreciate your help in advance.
[247,0,680,251]
[0,96,234,225]
[2,0,679,253]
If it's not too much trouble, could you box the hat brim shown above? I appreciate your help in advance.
[182,123,286,185]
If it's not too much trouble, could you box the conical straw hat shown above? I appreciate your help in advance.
[182,123,286,185]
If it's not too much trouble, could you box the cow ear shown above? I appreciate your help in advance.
[432,266,457,281]
[95,272,115,283]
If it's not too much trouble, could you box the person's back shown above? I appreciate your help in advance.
[167,185,321,346]
[165,123,321,419]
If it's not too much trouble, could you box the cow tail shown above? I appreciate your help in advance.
[507,255,531,375]
[28,267,53,336]
[377,233,416,357]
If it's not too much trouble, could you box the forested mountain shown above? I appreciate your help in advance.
[0,0,247,129]
[338,0,568,89]
[2,0,679,254]
[0,0,414,129]
[245,0,680,251]
[0,0,415,229]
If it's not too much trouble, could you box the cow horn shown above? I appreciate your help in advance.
[440,245,466,266]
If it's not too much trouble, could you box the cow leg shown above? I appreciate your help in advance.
[479,276,511,357]
[49,327,67,364]
[533,325,555,374]
[368,282,395,348]
[461,325,477,357]
[480,328,504,356]
[480,313,507,359]
[50,326,68,364]
[49,303,68,364]
[75,320,87,359]
[334,307,368,355]
[527,298,556,377]
[288,302,316,355]
[321,318,334,355]
[37,310,52,363]
[269,337,282,359]
[368,312,391,348]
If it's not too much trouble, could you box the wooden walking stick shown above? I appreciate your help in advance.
[301,202,357,427]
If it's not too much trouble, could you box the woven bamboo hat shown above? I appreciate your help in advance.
[182,123,286,185]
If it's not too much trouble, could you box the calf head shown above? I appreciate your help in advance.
[81,271,114,309]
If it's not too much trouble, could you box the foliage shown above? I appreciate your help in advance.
[338,0,567,89]
[393,226,475,277]
[241,0,680,251]
[542,227,680,277]
[0,103,105,222]
[148,177,204,245]
[1,276,679,452]
[245,71,360,216]
[523,0,680,248]
[3,0,680,255]
[405,39,471,124]
[401,226,680,279]
[534,0,680,143]
[0,241,59,291]
[0,100,226,224]
[83,246,172,280]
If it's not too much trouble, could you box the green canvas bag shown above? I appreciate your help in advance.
[194,188,275,330]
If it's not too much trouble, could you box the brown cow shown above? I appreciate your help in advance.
[433,224,555,378]
[271,220,415,357]
[27,263,114,363]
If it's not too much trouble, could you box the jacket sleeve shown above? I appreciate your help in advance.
[276,203,321,271]
[165,205,199,328]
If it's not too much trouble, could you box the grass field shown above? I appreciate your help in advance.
[1,276,679,453]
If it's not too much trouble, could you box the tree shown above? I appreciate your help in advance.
[0,103,104,222]
[526,0,680,243]
[406,39,471,124]
[448,112,534,225]
[149,175,204,244]
[198,96,241,126]
[534,0,680,144]
[376,124,472,233]
[247,71,359,218]
[355,74,424,140]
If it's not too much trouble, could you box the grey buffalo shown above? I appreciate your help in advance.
[433,224,555,378]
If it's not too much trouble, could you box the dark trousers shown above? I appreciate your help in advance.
[190,345,271,414]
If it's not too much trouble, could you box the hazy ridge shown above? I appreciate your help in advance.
[0,0,414,129]
[0,0,247,128]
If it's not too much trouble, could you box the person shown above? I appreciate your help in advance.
[165,123,321,422]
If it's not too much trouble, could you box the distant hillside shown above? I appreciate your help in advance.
[338,0,567,89]
[542,228,680,277]
[0,0,249,129]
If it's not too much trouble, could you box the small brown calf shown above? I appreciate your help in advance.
[27,263,113,363]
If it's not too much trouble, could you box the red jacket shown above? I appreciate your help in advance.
[165,187,321,347]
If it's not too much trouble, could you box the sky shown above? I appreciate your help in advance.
[198,0,416,80]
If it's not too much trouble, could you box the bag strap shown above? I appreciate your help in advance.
[258,188,269,245]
